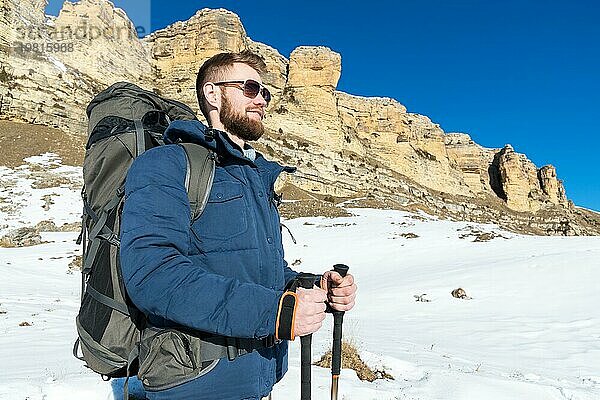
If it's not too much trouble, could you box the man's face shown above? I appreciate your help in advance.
[217,63,267,142]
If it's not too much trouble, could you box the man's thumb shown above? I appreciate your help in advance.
[329,271,344,284]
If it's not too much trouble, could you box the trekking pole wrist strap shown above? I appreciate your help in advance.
[275,291,298,341]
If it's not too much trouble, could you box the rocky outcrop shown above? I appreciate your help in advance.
[143,8,247,113]
[247,39,287,95]
[539,165,567,206]
[1,0,45,60]
[0,50,98,133]
[497,144,541,212]
[494,145,567,213]
[143,8,289,118]
[445,133,496,194]
[1,2,598,234]
[0,227,43,247]
[52,0,151,85]
[0,0,124,134]
[267,46,343,149]
[336,94,470,196]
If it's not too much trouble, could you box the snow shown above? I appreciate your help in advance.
[577,206,600,213]
[276,212,600,399]
[0,153,81,237]
[1,154,599,399]
[18,14,31,27]
[46,56,67,73]
[45,16,56,27]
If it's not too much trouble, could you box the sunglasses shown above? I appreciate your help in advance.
[213,79,272,104]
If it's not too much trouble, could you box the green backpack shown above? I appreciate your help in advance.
[73,82,216,379]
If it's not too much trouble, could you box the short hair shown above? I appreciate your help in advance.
[195,50,267,121]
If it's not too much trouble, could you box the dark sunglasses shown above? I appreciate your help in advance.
[213,79,271,104]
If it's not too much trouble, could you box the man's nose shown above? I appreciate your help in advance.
[254,92,268,107]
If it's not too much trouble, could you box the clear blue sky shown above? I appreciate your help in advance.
[46,1,600,211]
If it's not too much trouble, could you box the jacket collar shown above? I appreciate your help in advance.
[164,120,296,187]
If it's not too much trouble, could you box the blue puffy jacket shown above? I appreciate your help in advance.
[120,120,298,399]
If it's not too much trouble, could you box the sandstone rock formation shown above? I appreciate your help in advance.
[51,0,152,84]
[142,8,289,115]
[445,133,496,194]
[0,0,150,134]
[494,145,567,213]
[1,0,103,133]
[144,8,247,112]
[269,46,342,148]
[0,1,597,235]
[539,165,567,206]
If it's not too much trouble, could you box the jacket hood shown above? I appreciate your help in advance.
[164,120,218,151]
[164,120,261,161]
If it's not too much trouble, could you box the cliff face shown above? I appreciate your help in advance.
[144,8,246,109]
[0,0,148,134]
[445,133,496,194]
[495,145,568,213]
[52,0,151,84]
[1,2,597,235]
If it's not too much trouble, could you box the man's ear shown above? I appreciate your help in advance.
[203,82,220,110]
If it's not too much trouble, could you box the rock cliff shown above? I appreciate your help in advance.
[0,0,147,134]
[0,2,598,235]
[52,0,151,84]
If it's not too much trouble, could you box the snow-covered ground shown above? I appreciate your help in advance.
[1,154,599,400]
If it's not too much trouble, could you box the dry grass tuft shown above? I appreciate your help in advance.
[68,255,83,271]
[314,340,394,382]
[278,199,352,219]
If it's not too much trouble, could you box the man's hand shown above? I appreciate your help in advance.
[321,271,357,312]
[293,287,327,337]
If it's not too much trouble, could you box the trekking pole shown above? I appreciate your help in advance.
[330,263,349,400]
[296,274,318,400]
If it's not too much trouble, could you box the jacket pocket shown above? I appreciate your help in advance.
[138,327,219,391]
[192,181,248,240]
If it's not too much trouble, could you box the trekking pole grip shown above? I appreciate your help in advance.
[331,264,349,377]
[332,314,344,376]
[332,264,349,281]
[297,274,317,400]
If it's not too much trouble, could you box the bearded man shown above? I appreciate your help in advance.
[119,51,357,400]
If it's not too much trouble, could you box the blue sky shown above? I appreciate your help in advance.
[46,1,600,211]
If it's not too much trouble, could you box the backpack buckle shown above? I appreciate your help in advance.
[263,335,281,348]
[226,337,238,361]
[205,128,216,142]
[106,233,120,246]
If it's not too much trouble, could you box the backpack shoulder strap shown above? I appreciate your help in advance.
[178,143,216,222]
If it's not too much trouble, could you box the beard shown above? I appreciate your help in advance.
[219,93,264,142]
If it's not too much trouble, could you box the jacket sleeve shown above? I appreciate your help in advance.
[120,145,281,339]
